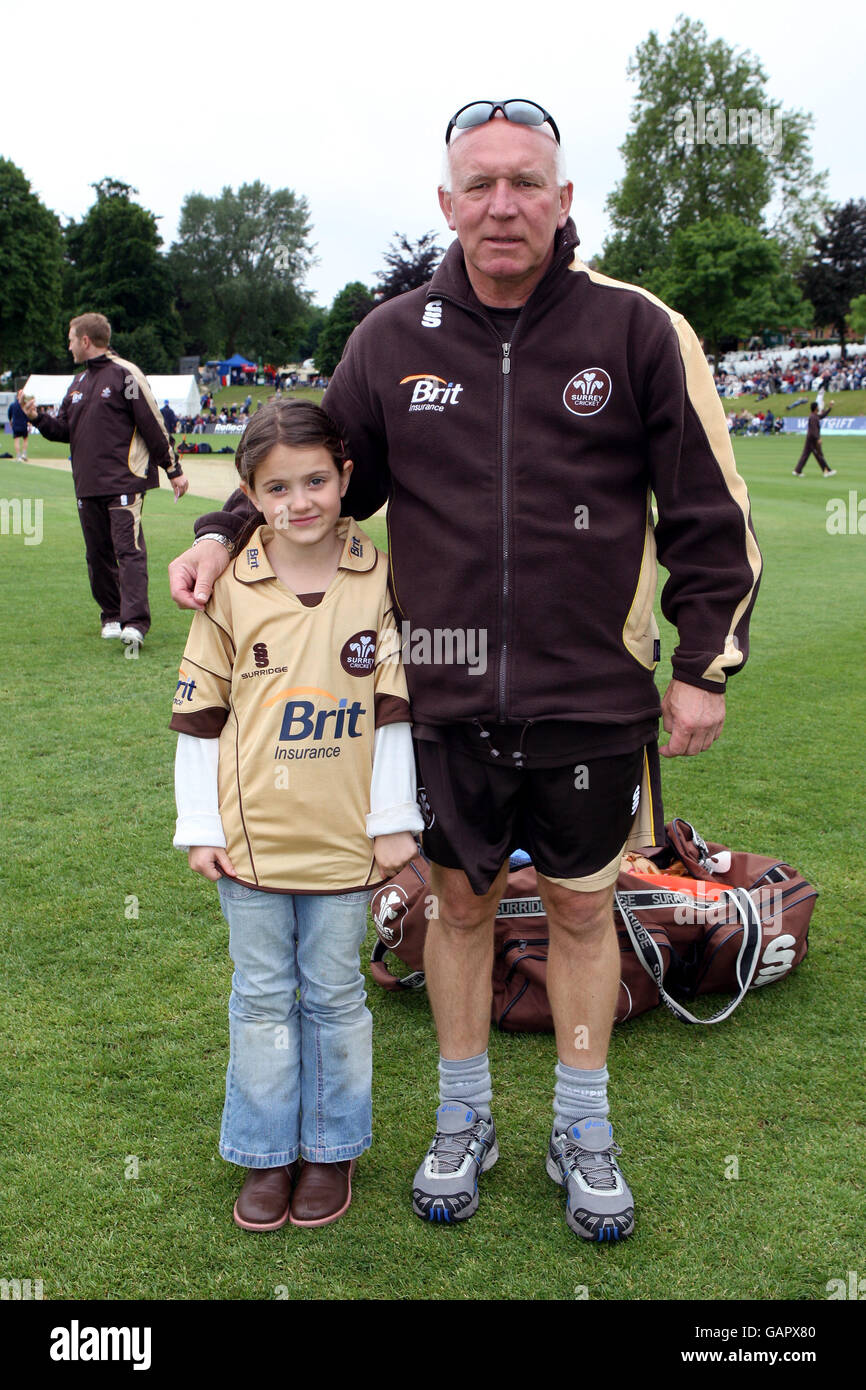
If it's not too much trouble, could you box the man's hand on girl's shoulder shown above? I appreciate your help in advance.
[169,538,231,610]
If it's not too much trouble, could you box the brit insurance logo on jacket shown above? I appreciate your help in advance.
[563,367,612,417]
[399,373,464,412]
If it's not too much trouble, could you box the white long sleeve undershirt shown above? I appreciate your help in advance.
[173,722,423,850]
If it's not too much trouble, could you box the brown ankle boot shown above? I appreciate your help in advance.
[289,1159,356,1227]
[233,1162,298,1231]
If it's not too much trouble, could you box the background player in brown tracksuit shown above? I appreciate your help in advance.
[793,401,836,476]
[19,312,188,644]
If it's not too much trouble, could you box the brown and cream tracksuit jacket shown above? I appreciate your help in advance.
[196,221,761,735]
[325,220,761,729]
[35,351,181,498]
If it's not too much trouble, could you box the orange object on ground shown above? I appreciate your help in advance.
[624,870,734,900]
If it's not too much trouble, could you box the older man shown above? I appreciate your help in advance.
[169,100,761,1241]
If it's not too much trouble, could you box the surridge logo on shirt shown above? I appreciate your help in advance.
[340,630,376,675]
[563,367,612,417]
[421,300,443,328]
[400,373,463,412]
[241,642,288,679]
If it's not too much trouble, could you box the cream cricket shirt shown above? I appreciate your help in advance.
[170,521,414,893]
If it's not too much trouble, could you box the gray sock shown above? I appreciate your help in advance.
[439,1051,492,1120]
[553,1061,609,1134]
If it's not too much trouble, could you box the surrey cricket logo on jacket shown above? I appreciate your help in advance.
[170,521,410,892]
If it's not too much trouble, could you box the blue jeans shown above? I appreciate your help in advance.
[216,878,372,1167]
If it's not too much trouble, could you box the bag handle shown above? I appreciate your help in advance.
[614,887,762,1025]
[369,938,426,992]
[666,817,714,869]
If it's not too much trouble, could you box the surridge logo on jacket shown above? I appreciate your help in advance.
[563,367,612,417]
[400,373,464,412]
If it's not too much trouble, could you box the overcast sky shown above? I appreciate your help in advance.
[4,0,862,309]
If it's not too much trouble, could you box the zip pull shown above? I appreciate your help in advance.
[501,343,511,375]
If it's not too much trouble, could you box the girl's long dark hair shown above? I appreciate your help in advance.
[231,399,347,553]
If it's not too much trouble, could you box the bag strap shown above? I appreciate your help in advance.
[614,887,762,1025]
[368,938,426,992]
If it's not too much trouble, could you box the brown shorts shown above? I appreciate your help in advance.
[416,737,661,896]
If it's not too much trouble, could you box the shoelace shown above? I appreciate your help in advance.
[560,1139,622,1191]
[430,1123,488,1174]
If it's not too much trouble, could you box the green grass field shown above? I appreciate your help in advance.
[3,384,326,463]
[1,438,864,1304]
[720,386,866,417]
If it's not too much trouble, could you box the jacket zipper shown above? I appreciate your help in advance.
[425,245,575,720]
[499,341,512,719]
[419,288,515,718]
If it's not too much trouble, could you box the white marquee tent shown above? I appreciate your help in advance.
[22,374,200,418]
[147,376,200,418]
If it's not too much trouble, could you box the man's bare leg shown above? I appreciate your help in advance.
[535,878,619,1067]
[423,860,510,1058]
[536,875,634,1241]
[411,859,510,1223]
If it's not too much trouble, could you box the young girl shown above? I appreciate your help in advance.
[171,400,422,1231]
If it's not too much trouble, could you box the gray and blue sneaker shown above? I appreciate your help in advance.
[412,1103,499,1223]
[546,1117,635,1242]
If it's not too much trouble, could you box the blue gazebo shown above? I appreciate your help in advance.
[216,353,256,386]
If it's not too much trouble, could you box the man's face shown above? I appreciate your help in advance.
[68,328,87,363]
[438,117,573,306]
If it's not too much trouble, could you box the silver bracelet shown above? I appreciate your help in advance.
[193,532,233,550]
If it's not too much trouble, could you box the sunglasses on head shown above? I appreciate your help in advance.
[445,99,561,146]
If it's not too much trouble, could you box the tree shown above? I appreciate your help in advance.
[374,231,444,301]
[314,282,375,378]
[848,293,866,341]
[799,200,866,353]
[288,303,329,363]
[0,158,64,374]
[64,178,181,369]
[656,215,811,354]
[602,17,826,287]
[168,181,315,361]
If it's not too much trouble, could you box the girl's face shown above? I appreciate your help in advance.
[241,444,352,554]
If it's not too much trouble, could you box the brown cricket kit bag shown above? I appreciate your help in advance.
[368,819,816,1031]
